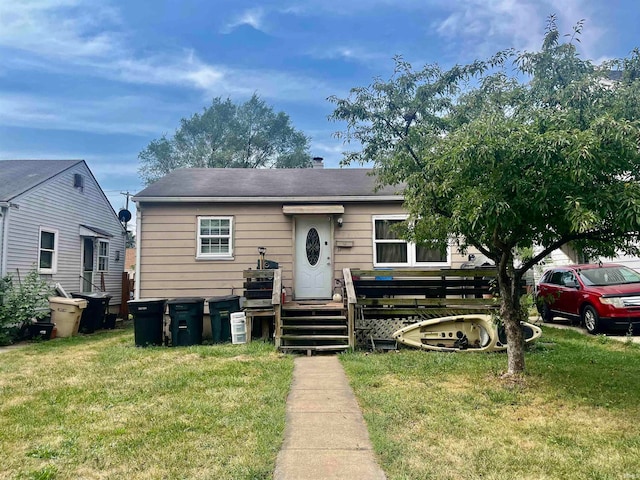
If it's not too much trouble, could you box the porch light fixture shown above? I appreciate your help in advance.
[257,246,267,255]
[336,217,343,228]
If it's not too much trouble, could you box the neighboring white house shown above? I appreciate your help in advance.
[0,160,126,311]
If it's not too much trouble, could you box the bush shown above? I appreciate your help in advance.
[0,269,54,345]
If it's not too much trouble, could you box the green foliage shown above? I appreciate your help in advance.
[138,94,312,184]
[330,18,640,373]
[0,269,53,345]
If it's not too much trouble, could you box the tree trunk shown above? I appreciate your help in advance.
[497,262,526,374]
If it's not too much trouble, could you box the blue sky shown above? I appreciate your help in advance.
[1,1,638,220]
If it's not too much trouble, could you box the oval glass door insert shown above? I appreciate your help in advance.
[306,228,321,266]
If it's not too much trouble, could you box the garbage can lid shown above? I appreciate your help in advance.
[48,296,88,307]
[167,297,205,304]
[128,298,167,305]
[208,295,240,302]
[72,292,110,299]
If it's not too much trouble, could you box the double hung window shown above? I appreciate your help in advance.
[98,240,109,272]
[197,217,233,259]
[38,228,58,274]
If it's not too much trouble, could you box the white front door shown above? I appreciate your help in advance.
[294,216,332,299]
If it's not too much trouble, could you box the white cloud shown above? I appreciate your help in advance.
[432,0,603,59]
[222,8,267,33]
[0,1,336,102]
[308,45,393,67]
[0,0,123,59]
[0,93,173,135]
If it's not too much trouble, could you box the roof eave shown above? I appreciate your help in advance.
[132,195,404,203]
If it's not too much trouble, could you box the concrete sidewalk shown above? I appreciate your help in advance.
[273,356,386,480]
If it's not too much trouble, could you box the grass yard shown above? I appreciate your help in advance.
[0,327,294,480]
[340,327,640,480]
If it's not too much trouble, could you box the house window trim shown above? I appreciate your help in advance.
[196,216,234,260]
[97,239,109,272]
[372,215,451,267]
[38,228,58,275]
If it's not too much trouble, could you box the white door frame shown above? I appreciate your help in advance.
[80,237,95,292]
[293,215,333,300]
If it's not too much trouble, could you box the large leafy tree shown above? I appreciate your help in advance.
[139,94,312,184]
[330,18,640,374]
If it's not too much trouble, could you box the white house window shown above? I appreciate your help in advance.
[373,216,450,267]
[98,240,109,272]
[197,216,233,259]
[38,228,58,274]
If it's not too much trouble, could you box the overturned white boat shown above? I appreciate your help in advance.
[392,314,542,352]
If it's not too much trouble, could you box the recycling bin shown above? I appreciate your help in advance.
[208,295,241,343]
[72,292,112,334]
[128,298,167,347]
[48,297,88,338]
[168,298,205,346]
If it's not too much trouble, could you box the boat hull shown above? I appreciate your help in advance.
[392,314,542,352]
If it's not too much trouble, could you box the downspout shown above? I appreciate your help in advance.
[0,203,9,277]
[134,208,142,300]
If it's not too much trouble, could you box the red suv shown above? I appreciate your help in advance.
[536,263,640,334]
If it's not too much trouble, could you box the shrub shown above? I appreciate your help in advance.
[0,269,54,345]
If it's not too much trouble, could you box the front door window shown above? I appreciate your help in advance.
[306,228,321,266]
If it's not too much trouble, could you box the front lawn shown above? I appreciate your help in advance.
[340,328,640,480]
[0,328,294,480]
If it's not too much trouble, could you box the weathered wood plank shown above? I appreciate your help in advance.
[243,269,276,279]
[351,268,498,278]
[343,268,357,305]
[272,268,282,305]
[358,298,495,306]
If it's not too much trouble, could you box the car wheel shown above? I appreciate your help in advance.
[541,303,553,323]
[582,305,600,334]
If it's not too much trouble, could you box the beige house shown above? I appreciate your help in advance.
[132,165,473,301]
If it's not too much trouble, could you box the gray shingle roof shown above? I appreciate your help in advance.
[0,160,83,202]
[134,168,402,200]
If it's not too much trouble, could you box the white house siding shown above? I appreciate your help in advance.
[4,162,125,306]
[136,200,476,300]
[598,253,640,271]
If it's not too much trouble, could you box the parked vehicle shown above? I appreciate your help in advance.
[536,263,640,334]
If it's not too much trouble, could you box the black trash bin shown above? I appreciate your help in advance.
[72,292,112,333]
[168,298,205,346]
[128,298,166,347]
[208,295,241,343]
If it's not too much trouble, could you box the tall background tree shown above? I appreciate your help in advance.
[139,94,312,184]
[330,17,640,375]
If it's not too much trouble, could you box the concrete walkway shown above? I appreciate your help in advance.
[273,356,386,480]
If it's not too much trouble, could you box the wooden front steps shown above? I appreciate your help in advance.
[277,301,351,354]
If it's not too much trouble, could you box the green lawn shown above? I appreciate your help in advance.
[3,325,640,479]
[340,327,640,480]
[0,328,294,480]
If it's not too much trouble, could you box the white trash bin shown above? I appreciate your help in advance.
[230,312,247,344]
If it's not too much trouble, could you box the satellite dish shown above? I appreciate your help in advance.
[118,209,132,223]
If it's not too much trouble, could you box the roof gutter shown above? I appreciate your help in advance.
[132,195,404,204]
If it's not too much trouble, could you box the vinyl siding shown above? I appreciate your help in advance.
[138,203,293,298]
[137,201,476,299]
[4,162,125,305]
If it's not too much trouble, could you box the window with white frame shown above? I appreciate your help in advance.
[197,216,233,259]
[38,228,58,274]
[98,240,109,272]
[373,215,449,267]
